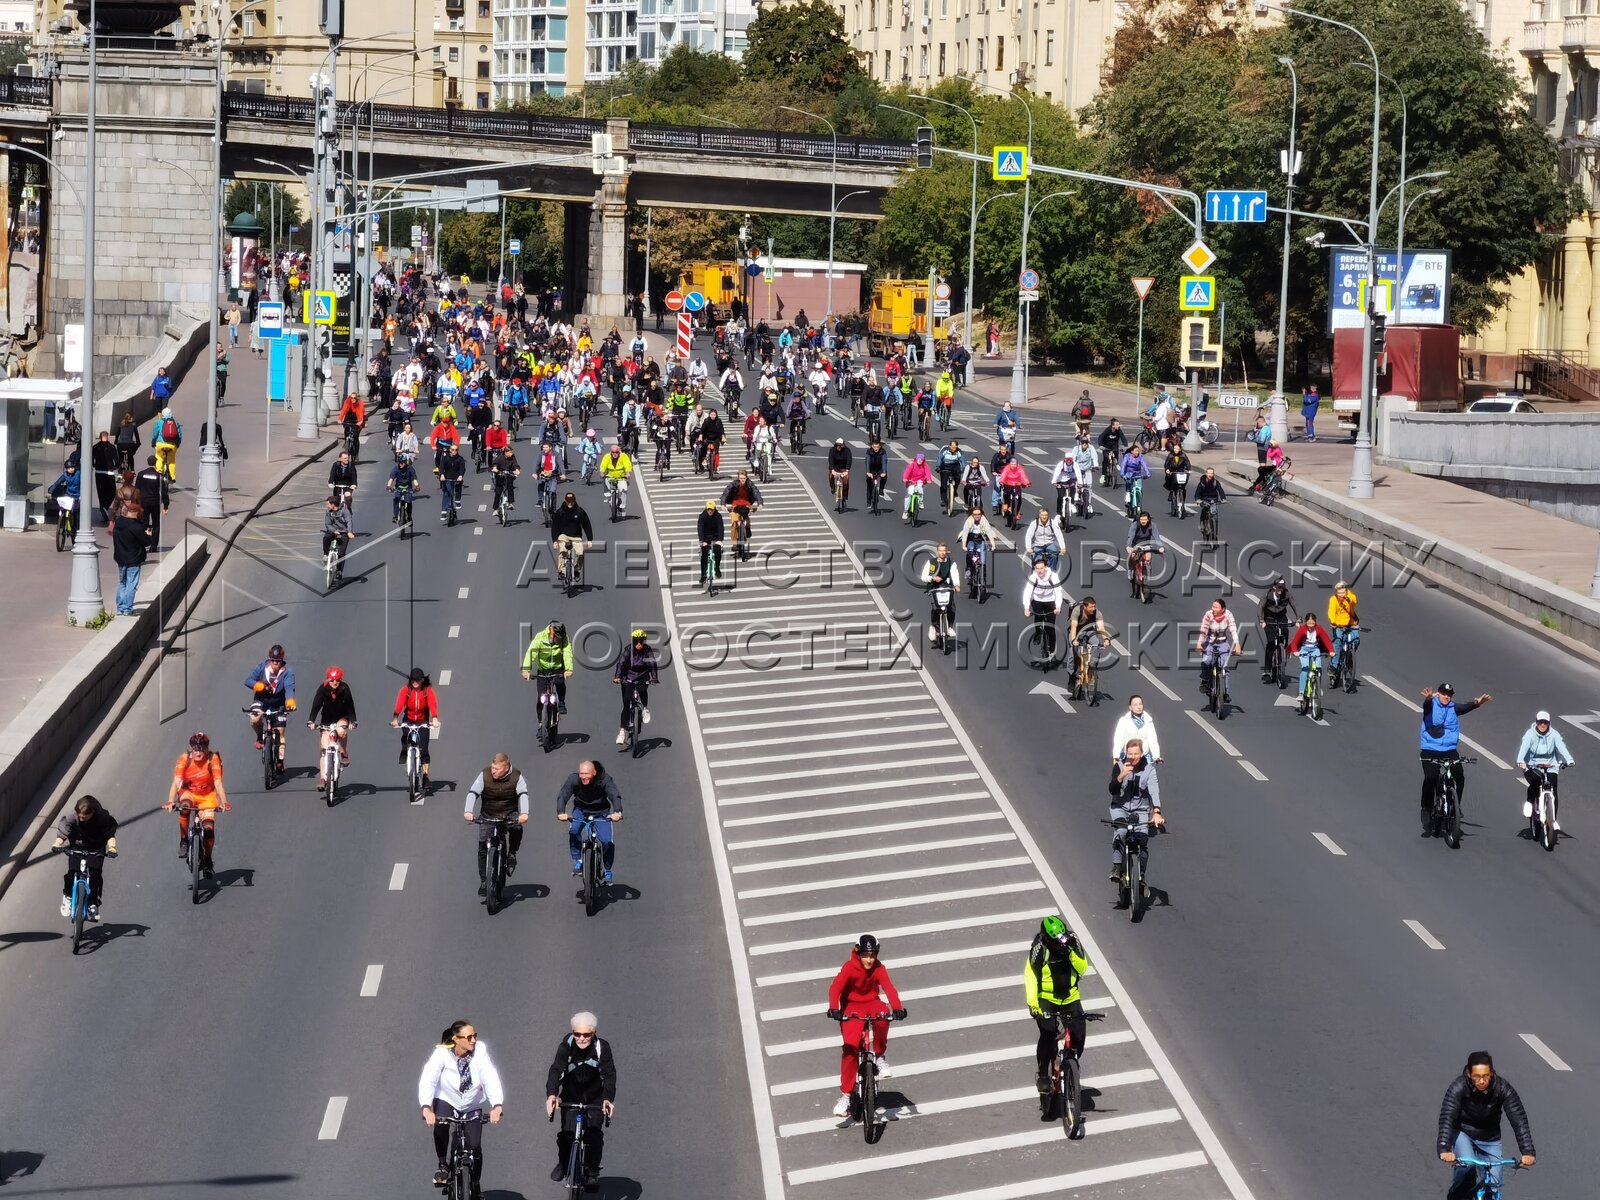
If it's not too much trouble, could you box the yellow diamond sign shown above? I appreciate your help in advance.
[1181,240,1216,275]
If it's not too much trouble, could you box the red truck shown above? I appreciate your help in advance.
[1332,323,1463,434]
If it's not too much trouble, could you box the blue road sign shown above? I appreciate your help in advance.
[683,290,707,313]
[1179,275,1216,312]
[745,261,762,278]
[1019,268,1040,291]
[268,336,288,401]
[257,300,284,340]
[508,238,522,256]
[1205,190,1269,224]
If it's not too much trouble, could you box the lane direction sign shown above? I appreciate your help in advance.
[683,290,707,313]
[1205,189,1269,224]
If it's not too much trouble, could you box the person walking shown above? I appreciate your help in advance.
[91,430,119,524]
[1300,384,1320,442]
[135,455,168,547]
[112,498,151,615]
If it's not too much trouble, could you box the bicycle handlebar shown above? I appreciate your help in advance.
[836,1012,903,1022]
[56,847,111,858]
[1418,755,1478,765]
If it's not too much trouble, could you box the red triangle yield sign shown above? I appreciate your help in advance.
[1131,277,1155,301]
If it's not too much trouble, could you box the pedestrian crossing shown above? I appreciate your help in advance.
[638,451,1253,1200]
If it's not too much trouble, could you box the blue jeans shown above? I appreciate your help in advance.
[116,564,141,614]
[1297,648,1322,697]
[1450,1131,1503,1197]
[1200,642,1233,689]
[568,815,615,871]
[1331,624,1360,669]
[439,478,460,514]
[1030,545,1059,573]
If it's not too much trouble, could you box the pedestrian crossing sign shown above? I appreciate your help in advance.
[305,290,337,325]
[992,146,1029,181]
[1178,275,1216,312]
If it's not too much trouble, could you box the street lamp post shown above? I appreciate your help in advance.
[781,105,837,319]
[1270,55,1298,449]
[972,80,1032,406]
[1021,189,1074,406]
[1262,2,1383,498]
[912,93,979,365]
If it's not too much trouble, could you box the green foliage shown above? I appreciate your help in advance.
[224,181,304,245]
[436,201,562,283]
[653,45,741,101]
[742,0,865,92]
[0,43,26,76]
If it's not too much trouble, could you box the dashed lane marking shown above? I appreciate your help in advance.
[1404,919,1446,950]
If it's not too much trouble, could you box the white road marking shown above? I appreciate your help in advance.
[448,625,460,638]
[1364,675,1513,769]
[438,670,452,686]
[706,707,941,737]
[1137,663,1183,702]
[467,552,478,562]
[757,941,1036,987]
[761,975,1029,1022]
[1186,709,1245,756]
[317,1096,348,1140]
[1404,919,1446,950]
[785,1109,1183,1184]
[474,527,482,535]
[1312,832,1347,856]
[915,1151,1210,1200]
[742,880,1045,927]
[730,832,1017,872]
[712,737,956,770]
[360,965,383,997]
[737,856,1030,900]
[477,503,487,512]
[718,772,982,807]
[389,863,408,890]
[749,908,1053,957]
[1519,1033,1572,1071]
[769,1032,1137,1095]
[1239,759,1269,781]
[723,797,998,834]
[458,587,470,599]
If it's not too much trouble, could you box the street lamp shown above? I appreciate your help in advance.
[1259,1,1382,499]
[972,80,1032,406]
[695,113,739,128]
[781,105,838,319]
[608,91,634,116]
[1269,55,1299,448]
[912,93,979,363]
[1396,182,1445,274]
[1020,190,1075,402]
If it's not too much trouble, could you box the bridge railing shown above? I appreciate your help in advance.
[222,93,912,163]
[0,76,52,108]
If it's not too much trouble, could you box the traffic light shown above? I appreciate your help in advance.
[915,125,934,169]
[1371,312,1387,359]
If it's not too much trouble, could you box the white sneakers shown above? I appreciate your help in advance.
[1523,801,1534,818]
[59,896,70,917]
[832,1094,851,1117]
[642,708,651,724]
[616,730,627,746]
[874,1056,893,1079]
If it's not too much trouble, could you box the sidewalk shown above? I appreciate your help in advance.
[0,341,337,733]
[961,361,1600,653]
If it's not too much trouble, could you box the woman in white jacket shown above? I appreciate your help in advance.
[419,1019,505,1188]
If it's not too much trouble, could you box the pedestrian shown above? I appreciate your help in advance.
[115,412,141,472]
[136,454,167,546]
[1249,414,1272,469]
[91,430,119,524]
[112,498,151,615]
[1300,384,1320,442]
[215,341,231,402]
[149,366,174,408]
[227,301,242,346]
[200,419,229,463]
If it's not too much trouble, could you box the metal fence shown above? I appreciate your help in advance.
[0,76,52,108]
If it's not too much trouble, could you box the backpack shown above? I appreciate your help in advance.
[1076,398,1095,419]
[161,416,180,444]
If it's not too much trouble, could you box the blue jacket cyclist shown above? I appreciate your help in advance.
[1418,683,1491,836]
[556,760,622,883]
[1514,710,1574,828]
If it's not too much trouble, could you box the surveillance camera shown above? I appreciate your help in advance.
[1304,230,1326,247]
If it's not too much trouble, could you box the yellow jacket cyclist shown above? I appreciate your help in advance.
[522,621,575,713]
[1024,915,1091,1094]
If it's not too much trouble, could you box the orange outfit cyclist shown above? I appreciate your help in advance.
[163,732,230,877]
[825,935,907,1118]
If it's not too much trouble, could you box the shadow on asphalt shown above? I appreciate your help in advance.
[195,867,255,904]
[0,930,62,952]
[0,1150,44,1185]
[74,922,151,955]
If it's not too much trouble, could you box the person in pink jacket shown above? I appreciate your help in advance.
[996,458,1031,524]
[901,452,933,521]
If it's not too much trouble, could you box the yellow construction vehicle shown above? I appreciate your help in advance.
[868,279,947,358]
[677,261,743,314]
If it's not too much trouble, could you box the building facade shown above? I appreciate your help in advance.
[635,0,754,68]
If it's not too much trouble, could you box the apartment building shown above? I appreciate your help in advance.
[490,0,585,100]
[635,0,754,66]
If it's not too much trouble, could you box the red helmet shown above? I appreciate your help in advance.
[189,732,211,751]
[325,666,344,683]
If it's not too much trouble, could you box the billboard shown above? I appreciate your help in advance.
[1327,249,1451,332]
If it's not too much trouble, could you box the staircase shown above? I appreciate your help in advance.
[1517,348,1600,403]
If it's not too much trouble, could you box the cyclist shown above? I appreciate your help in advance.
[1194,466,1226,510]
[392,419,420,463]
[305,666,358,792]
[54,794,118,922]
[994,400,1021,446]
[598,442,633,516]
[988,442,1013,512]
[1097,418,1128,482]
[1514,711,1573,832]
[387,454,421,524]
[428,415,460,474]
[1072,389,1095,439]
[1288,613,1333,715]
[164,732,229,878]
[1111,695,1162,765]
[467,396,493,465]
[522,621,575,714]
[722,470,764,541]
[750,415,779,474]
[697,499,724,587]
[577,428,603,481]
[612,630,660,746]
[1195,599,1243,706]
[960,454,990,513]
[1024,509,1065,572]
[437,442,466,523]
[491,443,521,514]
[418,1020,505,1191]
[543,1012,618,1187]
[1258,577,1298,681]
[995,455,1030,526]
[321,494,353,576]
[1067,596,1108,691]
[859,383,885,439]
[864,436,889,507]
[1162,442,1191,517]
[786,390,810,451]
[1022,557,1064,669]
[1118,443,1151,517]
[1049,447,1079,519]
[825,437,853,505]
[935,439,964,507]
[244,644,296,763]
[1024,916,1091,1102]
[465,753,531,893]
[550,492,594,581]
[328,449,358,503]
[825,935,906,1118]
[1419,684,1492,837]
[901,452,933,521]
[1109,736,1164,881]
[934,368,955,414]
[1437,1051,1535,1194]
[555,760,623,882]
[698,408,725,473]
[391,668,441,794]
[1125,510,1165,585]
[482,416,509,464]
[1326,579,1361,680]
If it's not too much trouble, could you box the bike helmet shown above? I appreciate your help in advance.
[586,428,596,438]
[325,666,344,683]
[267,644,286,663]
[855,934,880,956]
[1040,915,1071,946]
[188,731,211,751]
[835,436,846,445]
[631,628,648,641]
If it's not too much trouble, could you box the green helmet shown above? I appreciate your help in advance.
[1040,915,1070,946]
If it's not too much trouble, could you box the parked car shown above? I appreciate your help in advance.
[1464,397,1541,414]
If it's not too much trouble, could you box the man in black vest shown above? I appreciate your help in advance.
[464,753,530,895]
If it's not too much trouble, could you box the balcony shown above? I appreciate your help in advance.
[1561,14,1600,59]
[1524,18,1558,58]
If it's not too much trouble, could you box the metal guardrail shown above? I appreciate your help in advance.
[221,94,912,165]
[0,76,52,107]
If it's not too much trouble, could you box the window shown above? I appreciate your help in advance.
[919,45,928,73]
[938,42,945,72]
[433,45,442,59]
[276,15,284,33]
[242,13,255,35]
[639,30,657,57]
[940,0,947,13]
[607,11,622,36]
[956,41,964,69]
[549,16,566,38]
[548,48,565,71]
[494,49,508,74]
[494,16,507,39]
[608,44,624,69]
[1472,0,1487,29]
[1043,29,1051,64]
[640,0,655,13]
[626,11,636,33]
[477,59,490,76]
[449,46,460,61]
[477,91,490,108]
[588,12,603,35]
[975,38,984,70]
[478,0,489,14]
[995,36,1003,69]
[588,45,602,70]
[883,49,891,76]
[868,0,876,27]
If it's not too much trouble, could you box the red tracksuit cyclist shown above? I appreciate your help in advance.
[825,934,907,1118]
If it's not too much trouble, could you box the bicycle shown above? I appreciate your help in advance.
[917,404,932,441]
[941,474,960,517]
[398,720,428,803]
[476,815,517,913]
[1199,499,1220,547]
[789,418,807,455]
[1071,636,1100,705]
[866,473,885,516]
[962,481,983,516]
[702,542,723,595]
[1425,755,1476,849]
[1041,1009,1105,1138]
[621,681,646,759]
[53,494,77,552]
[1129,546,1161,605]
[837,1012,904,1143]
[964,541,988,604]
[571,812,614,915]
[580,452,598,485]
[1104,816,1156,922]
[534,670,562,752]
[436,1110,484,1200]
[395,488,415,538]
[507,405,525,439]
[705,441,721,481]
[928,582,956,655]
[1260,458,1292,506]
[906,484,924,528]
[1054,485,1075,534]
[441,479,461,527]
[556,540,584,597]
[1449,1156,1524,1200]
[756,440,773,483]
[1122,477,1144,518]
[730,507,753,562]
[1262,623,1289,689]
[173,800,208,903]
[655,437,671,483]
[551,1102,609,1197]
[540,478,559,526]
[1199,648,1229,718]
[342,423,361,462]
[323,536,346,591]
[58,847,109,954]
[1168,470,1189,519]
[1329,625,1364,692]
[1297,650,1325,721]
[246,704,288,790]
[317,723,351,806]
[606,479,624,523]
[832,470,849,514]
[1526,765,1563,852]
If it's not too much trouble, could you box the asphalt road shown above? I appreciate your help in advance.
[0,432,760,1199]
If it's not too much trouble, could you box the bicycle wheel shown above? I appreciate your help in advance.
[490,836,507,912]
[1445,791,1462,849]
[189,829,203,903]
[407,750,422,804]
[908,495,919,528]
[1116,857,1131,910]
[1129,850,1146,922]
[1083,656,1098,705]
[543,699,559,753]
[630,702,644,759]
[1201,508,1217,544]
[564,1137,584,1200]
[71,880,85,955]
[453,1153,472,1200]
[325,747,338,807]
[263,731,275,791]
[859,1054,879,1144]
[582,838,600,915]
[1541,793,1557,852]
[1343,641,1358,692]
[1310,676,1323,722]
[1060,1053,1082,1139]
[56,512,68,552]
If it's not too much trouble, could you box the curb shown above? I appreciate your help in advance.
[0,431,341,904]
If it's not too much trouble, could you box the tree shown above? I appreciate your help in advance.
[742,0,865,92]
[0,43,26,76]
[635,208,741,288]
[652,44,741,102]
[224,181,305,245]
